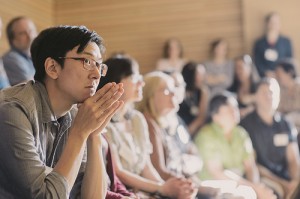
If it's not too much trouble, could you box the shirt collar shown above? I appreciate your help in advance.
[34,81,73,128]
[33,81,58,123]
[254,110,280,124]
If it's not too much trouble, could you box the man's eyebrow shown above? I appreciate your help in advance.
[82,51,94,57]
[82,51,103,62]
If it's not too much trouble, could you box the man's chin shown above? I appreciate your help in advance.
[79,95,92,103]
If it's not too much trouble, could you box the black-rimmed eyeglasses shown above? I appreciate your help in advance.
[58,57,108,77]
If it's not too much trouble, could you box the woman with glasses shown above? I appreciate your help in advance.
[136,71,219,199]
[162,70,203,172]
[136,71,190,179]
[97,56,194,199]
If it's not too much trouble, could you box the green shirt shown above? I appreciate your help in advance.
[194,122,254,180]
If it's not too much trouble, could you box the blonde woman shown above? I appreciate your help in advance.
[136,71,218,198]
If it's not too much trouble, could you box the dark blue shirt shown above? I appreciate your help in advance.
[2,48,35,86]
[253,35,293,77]
[240,110,298,180]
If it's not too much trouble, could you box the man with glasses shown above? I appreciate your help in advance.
[0,25,124,198]
[3,16,37,86]
[240,78,300,199]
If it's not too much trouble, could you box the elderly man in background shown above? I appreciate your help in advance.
[240,77,300,199]
[2,16,37,85]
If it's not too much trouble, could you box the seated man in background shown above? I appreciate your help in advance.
[0,17,10,90]
[194,92,276,199]
[0,25,124,198]
[3,16,37,85]
[240,77,300,199]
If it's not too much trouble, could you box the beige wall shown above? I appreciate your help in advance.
[1,1,299,74]
[0,0,54,54]
[242,0,300,71]
[55,0,243,73]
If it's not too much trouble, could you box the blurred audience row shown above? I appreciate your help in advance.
[100,53,298,199]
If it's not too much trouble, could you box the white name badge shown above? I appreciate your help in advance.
[264,48,278,62]
[273,133,289,147]
[190,106,199,116]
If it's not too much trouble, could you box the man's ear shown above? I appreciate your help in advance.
[44,57,60,80]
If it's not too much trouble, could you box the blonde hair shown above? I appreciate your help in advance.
[135,71,174,126]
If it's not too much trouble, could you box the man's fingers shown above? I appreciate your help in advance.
[90,82,115,102]
[77,82,124,135]
[97,100,124,130]
[99,100,123,122]
[94,83,123,109]
[98,87,124,110]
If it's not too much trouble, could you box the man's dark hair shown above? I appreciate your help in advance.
[31,25,105,83]
[6,16,27,47]
[97,56,134,90]
[209,92,233,117]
